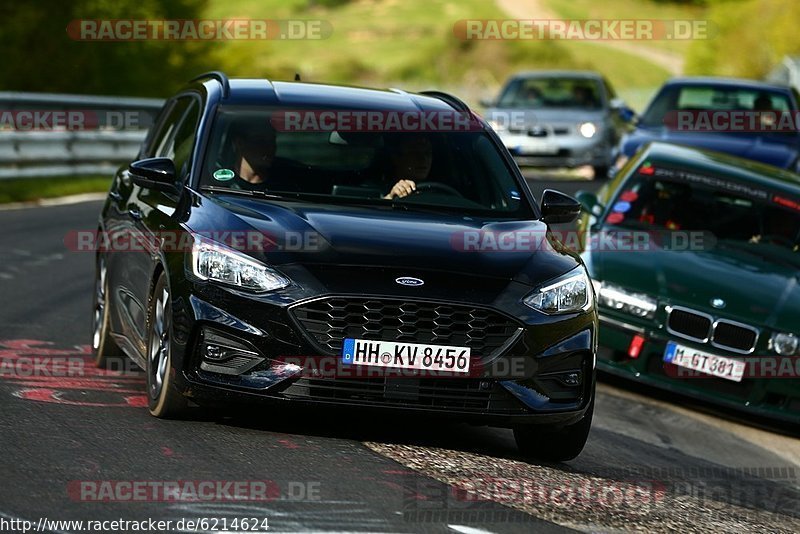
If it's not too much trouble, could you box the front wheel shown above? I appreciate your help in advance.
[146,272,188,418]
[514,397,594,462]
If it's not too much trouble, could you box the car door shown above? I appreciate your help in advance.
[117,96,200,357]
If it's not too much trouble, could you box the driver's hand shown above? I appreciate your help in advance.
[384,179,416,199]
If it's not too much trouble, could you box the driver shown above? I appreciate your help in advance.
[383,135,434,199]
[227,121,290,191]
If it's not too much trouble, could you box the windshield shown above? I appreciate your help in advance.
[199,107,531,217]
[639,84,794,132]
[496,77,603,110]
[604,163,800,258]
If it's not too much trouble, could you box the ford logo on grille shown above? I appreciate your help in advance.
[395,276,424,287]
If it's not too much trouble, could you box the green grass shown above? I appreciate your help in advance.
[545,0,706,56]
[202,0,677,109]
[0,176,110,204]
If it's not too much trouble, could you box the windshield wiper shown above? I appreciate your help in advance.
[199,185,305,202]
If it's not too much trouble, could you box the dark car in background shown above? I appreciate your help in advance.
[576,142,800,425]
[92,72,598,461]
[615,77,800,174]
[482,70,635,179]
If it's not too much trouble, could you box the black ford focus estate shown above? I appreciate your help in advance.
[92,72,597,461]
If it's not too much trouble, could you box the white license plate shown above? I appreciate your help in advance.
[663,341,745,382]
[342,338,470,373]
[516,141,559,155]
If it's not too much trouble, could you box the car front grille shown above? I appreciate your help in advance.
[290,297,521,358]
[712,320,759,353]
[667,307,758,354]
[667,308,712,341]
[281,377,528,413]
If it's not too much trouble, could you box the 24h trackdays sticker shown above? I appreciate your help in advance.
[0,339,146,407]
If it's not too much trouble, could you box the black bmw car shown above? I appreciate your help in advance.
[92,72,597,461]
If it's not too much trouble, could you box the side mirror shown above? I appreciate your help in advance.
[575,190,604,217]
[540,189,582,224]
[129,157,179,193]
[610,98,636,123]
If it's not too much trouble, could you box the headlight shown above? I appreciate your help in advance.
[770,332,799,356]
[578,122,597,138]
[594,281,657,319]
[523,268,592,315]
[191,237,290,292]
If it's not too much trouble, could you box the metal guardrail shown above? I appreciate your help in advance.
[0,92,164,179]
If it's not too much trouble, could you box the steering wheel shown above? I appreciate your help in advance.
[410,182,463,198]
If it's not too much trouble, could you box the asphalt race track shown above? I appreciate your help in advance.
[0,179,798,533]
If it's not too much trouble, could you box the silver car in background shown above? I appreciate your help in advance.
[482,71,635,179]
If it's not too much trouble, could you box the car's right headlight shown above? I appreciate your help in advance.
[594,281,657,319]
[190,237,290,292]
[770,332,799,356]
[523,267,592,315]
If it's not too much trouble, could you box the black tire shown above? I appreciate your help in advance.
[92,255,124,369]
[592,166,609,180]
[514,398,594,462]
[146,272,188,418]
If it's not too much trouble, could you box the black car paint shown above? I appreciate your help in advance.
[99,77,596,427]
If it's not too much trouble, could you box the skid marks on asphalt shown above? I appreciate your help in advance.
[0,338,146,408]
[363,441,800,532]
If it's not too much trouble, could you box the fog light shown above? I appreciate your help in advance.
[771,333,799,356]
[561,372,582,387]
[200,329,265,375]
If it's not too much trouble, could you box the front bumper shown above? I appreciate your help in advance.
[167,279,597,428]
[497,131,611,168]
[596,312,800,426]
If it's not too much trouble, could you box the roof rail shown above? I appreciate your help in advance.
[418,90,470,112]
[190,71,231,98]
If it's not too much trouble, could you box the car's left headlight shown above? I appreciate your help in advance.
[523,267,593,315]
[578,122,597,138]
[594,281,657,319]
[190,237,291,292]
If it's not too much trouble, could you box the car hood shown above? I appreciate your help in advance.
[486,108,606,128]
[586,237,800,332]
[190,194,581,288]
[621,128,799,169]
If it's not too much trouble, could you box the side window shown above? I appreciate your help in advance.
[170,100,201,179]
[143,98,190,158]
